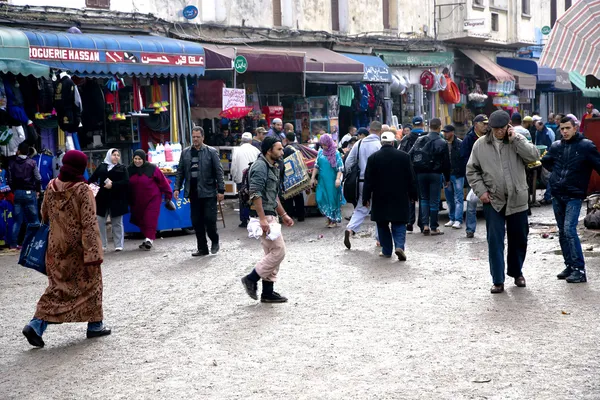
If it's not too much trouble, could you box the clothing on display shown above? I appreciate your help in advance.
[338,86,354,107]
[54,73,82,132]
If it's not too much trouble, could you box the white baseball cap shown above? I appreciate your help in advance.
[272,118,282,124]
[381,132,395,142]
[532,115,542,122]
[241,132,252,140]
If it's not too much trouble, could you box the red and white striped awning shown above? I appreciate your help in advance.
[540,0,600,78]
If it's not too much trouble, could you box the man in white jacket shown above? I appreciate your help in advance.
[231,132,260,227]
[343,121,382,249]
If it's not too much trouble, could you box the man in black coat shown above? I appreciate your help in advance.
[363,132,418,261]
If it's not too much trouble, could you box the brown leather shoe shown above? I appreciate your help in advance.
[490,284,504,294]
[515,276,526,287]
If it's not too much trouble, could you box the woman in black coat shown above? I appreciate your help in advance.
[89,148,129,251]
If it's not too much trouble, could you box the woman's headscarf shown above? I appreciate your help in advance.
[59,150,88,183]
[128,149,156,178]
[319,134,338,168]
[103,148,119,171]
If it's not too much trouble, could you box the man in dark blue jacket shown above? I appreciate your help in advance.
[398,116,426,231]
[460,114,488,238]
[542,116,600,283]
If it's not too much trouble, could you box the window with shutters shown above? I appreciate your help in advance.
[383,0,390,29]
[491,13,499,31]
[521,0,530,15]
[565,0,571,10]
[86,0,110,9]
[273,0,282,27]
[331,0,340,31]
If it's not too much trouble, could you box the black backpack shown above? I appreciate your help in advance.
[342,139,363,207]
[239,161,254,205]
[411,136,440,173]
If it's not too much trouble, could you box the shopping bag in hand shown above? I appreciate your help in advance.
[18,223,49,275]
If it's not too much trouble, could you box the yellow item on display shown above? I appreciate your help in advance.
[58,127,65,147]
[170,80,178,144]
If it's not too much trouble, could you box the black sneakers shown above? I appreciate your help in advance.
[566,269,587,283]
[261,291,288,303]
[211,242,220,255]
[192,250,209,257]
[22,325,44,348]
[87,326,112,339]
[241,276,258,300]
[557,267,573,280]
[395,249,407,261]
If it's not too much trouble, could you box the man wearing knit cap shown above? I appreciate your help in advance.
[267,118,285,140]
[466,110,539,294]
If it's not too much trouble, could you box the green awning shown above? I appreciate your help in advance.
[375,51,454,67]
[0,27,49,78]
[570,71,600,98]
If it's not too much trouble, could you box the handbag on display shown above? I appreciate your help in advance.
[18,223,50,275]
[165,200,177,211]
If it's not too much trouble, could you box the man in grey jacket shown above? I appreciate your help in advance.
[467,110,539,294]
[174,126,225,257]
[343,121,382,249]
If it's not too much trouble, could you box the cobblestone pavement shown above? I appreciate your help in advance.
[1,200,599,399]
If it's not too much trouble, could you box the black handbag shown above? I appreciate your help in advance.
[165,200,176,211]
[342,139,362,207]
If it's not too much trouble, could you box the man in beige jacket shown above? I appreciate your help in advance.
[466,110,540,294]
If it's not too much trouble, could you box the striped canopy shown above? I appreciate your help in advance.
[540,0,600,78]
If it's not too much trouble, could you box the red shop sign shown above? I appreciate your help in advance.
[105,51,204,66]
[29,46,101,62]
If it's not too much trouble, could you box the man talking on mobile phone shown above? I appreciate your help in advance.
[466,110,539,294]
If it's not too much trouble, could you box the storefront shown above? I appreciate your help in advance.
[567,71,600,118]
[376,51,454,128]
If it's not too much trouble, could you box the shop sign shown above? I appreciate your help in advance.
[105,51,204,66]
[222,88,246,110]
[29,46,100,62]
[464,19,486,31]
[541,26,551,35]
[182,5,199,20]
[234,55,248,74]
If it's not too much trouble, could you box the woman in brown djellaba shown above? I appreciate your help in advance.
[22,150,110,348]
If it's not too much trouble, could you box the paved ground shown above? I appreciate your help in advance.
[1,197,600,399]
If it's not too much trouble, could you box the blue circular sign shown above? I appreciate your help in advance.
[183,5,199,20]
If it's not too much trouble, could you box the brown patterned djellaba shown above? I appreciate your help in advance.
[34,179,104,323]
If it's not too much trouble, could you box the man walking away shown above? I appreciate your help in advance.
[363,132,417,261]
[282,131,305,221]
[542,116,600,283]
[343,121,382,249]
[460,114,488,238]
[174,127,225,256]
[512,113,531,141]
[252,127,267,150]
[8,142,41,250]
[231,132,260,228]
[466,110,539,294]
[398,116,427,231]
[241,137,294,303]
[442,125,464,229]
[410,118,450,236]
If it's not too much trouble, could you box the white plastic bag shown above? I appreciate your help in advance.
[467,189,479,203]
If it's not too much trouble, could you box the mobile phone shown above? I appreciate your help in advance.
[505,124,513,141]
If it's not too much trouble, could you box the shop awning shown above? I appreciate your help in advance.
[570,71,600,98]
[554,68,573,90]
[340,53,391,83]
[587,74,600,89]
[375,51,454,67]
[23,30,206,77]
[293,47,363,83]
[460,50,514,81]
[0,27,49,78]
[496,57,555,82]
[502,68,537,90]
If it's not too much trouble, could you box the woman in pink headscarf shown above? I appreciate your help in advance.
[310,134,346,227]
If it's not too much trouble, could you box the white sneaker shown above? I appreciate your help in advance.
[452,221,462,229]
[444,221,455,227]
[115,247,123,252]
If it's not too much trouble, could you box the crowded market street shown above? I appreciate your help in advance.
[1,199,599,400]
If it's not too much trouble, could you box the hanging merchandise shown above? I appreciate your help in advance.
[151,78,169,114]
[420,71,435,91]
[359,84,369,111]
[428,73,448,93]
[441,74,461,104]
[338,86,354,107]
[468,83,488,104]
[106,76,126,121]
[54,72,82,132]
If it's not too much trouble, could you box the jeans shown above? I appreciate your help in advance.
[376,222,407,256]
[97,214,124,249]
[190,196,219,252]
[552,197,585,269]
[11,190,39,248]
[444,176,464,223]
[466,197,478,234]
[483,204,529,285]
[236,183,250,223]
[417,173,442,230]
[544,180,552,202]
[347,183,370,233]
[283,194,305,220]
[28,318,104,337]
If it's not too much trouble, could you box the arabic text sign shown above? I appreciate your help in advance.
[222,88,246,110]
[130,53,205,66]
[29,47,100,62]
[463,19,486,31]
